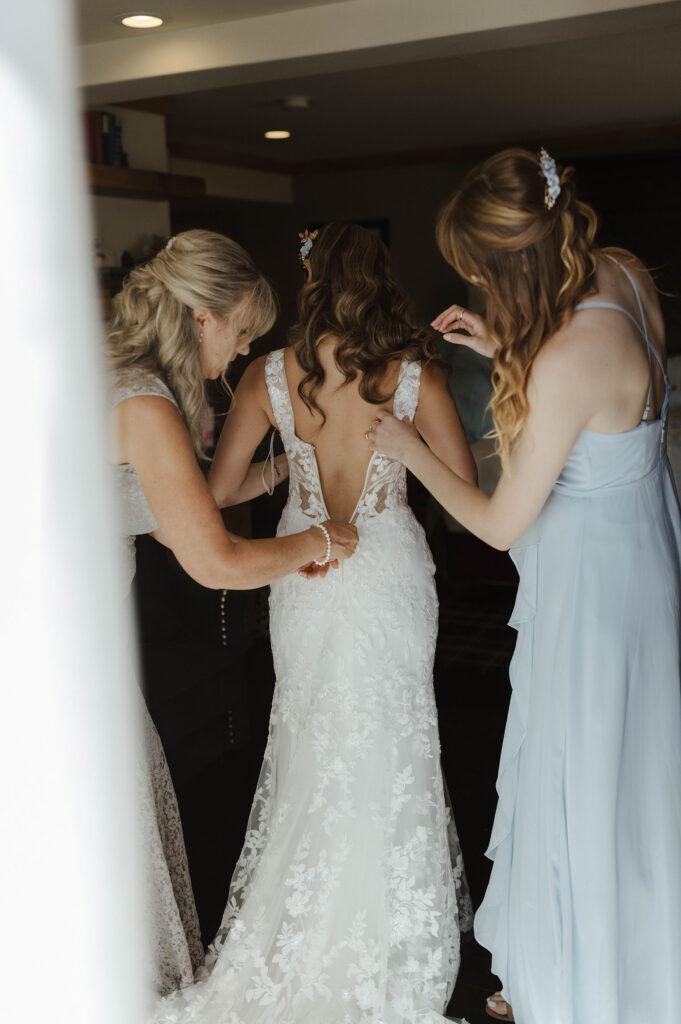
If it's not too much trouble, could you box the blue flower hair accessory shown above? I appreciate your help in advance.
[538,147,561,210]
[298,228,318,264]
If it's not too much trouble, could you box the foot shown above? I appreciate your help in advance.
[486,992,514,1021]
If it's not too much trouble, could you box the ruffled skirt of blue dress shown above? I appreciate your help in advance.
[476,459,681,1024]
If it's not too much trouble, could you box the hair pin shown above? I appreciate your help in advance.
[166,236,175,250]
[538,147,561,210]
[298,228,318,264]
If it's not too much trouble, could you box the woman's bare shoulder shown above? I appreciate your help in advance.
[238,353,270,389]
[599,249,663,315]
[418,360,449,393]
[110,393,187,466]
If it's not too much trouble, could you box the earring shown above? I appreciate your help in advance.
[199,331,204,342]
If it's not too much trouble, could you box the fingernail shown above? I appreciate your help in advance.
[443,333,452,341]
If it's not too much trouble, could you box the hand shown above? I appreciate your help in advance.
[430,304,495,359]
[298,519,358,578]
[324,520,359,562]
[297,558,339,580]
[307,520,358,569]
[366,411,422,465]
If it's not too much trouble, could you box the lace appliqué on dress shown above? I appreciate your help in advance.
[152,350,471,1023]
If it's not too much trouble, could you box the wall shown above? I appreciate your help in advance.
[169,157,293,206]
[295,160,475,321]
[89,106,171,266]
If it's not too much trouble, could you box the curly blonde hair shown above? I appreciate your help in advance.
[108,229,277,455]
[436,147,612,469]
[289,221,443,421]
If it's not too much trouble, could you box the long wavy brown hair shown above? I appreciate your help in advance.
[436,147,633,469]
[108,229,276,456]
[289,222,442,420]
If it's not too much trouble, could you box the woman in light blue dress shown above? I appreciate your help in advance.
[368,148,681,1024]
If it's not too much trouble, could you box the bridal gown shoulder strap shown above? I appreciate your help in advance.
[265,350,424,436]
[264,348,296,443]
[393,358,423,422]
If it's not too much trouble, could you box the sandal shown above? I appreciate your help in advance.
[486,992,514,1021]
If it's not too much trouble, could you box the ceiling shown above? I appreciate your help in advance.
[77,0,347,45]
[78,0,681,167]
[163,18,681,166]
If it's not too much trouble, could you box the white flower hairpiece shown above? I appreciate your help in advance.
[538,147,561,210]
[166,236,175,250]
[298,228,318,264]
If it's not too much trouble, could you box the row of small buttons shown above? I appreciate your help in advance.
[220,589,227,646]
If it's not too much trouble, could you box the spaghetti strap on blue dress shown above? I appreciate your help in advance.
[475,260,681,1024]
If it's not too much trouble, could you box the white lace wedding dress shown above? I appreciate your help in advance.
[153,352,471,1023]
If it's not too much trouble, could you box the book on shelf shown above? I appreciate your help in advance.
[82,110,127,167]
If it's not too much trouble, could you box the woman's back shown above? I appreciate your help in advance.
[284,337,404,521]
[560,253,667,434]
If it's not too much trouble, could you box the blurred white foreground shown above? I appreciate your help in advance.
[0,2,146,1021]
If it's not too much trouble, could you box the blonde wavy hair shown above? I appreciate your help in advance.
[108,229,277,456]
[289,221,443,421]
[436,147,625,469]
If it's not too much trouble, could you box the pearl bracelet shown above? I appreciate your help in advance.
[313,524,332,566]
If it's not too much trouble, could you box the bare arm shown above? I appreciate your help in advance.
[208,356,286,508]
[413,363,478,485]
[370,326,595,550]
[112,395,357,589]
[216,451,289,507]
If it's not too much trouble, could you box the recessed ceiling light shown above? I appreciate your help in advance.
[120,13,164,29]
[264,130,291,140]
[282,95,312,111]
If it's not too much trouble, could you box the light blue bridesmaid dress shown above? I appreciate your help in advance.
[475,261,681,1024]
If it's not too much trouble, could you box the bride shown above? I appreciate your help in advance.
[153,222,476,1023]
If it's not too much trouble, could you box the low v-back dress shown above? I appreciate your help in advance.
[475,263,681,1024]
[153,353,472,1024]
[112,367,203,995]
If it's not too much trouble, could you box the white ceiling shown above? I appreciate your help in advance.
[77,0,347,45]
[77,0,681,164]
[163,18,681,164]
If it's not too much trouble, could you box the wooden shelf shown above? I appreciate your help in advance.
[88,163,205,201]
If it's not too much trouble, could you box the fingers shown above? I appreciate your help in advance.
[431,304,472,333]
[431,304,465,329]
[438,314,470,335]
[298,562,328,579]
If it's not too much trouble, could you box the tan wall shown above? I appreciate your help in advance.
[89,106,170,265]
[294,160,475,320]
[169,158,293,205]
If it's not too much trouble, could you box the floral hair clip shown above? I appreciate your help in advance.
[538,147,561,210]
[298,228,318,264]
